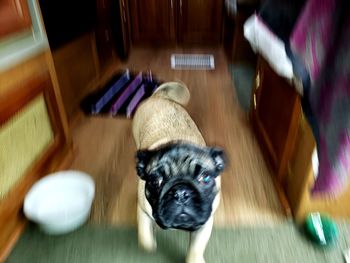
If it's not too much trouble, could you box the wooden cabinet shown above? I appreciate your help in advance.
[129,0,223,45]
[0,1,72,259]
[129,0,176,44]
[286,116,350,221]
[178,0,223,44]
[250,58,350,221]
[95,0,118,70]
[250,56,302,215]
[250,57,301,184]
[0,55,72,261]
[95,0,131,68]
[0,0,32,39]
[112,0,131,60]
[95,25,116,69]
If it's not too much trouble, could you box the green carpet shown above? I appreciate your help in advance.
[7,222,350,263]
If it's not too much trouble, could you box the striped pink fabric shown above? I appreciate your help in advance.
[290,0,350,195]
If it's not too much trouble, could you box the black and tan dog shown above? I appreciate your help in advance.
[132,81,225,263]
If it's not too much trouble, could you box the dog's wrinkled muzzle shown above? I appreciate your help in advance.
[159,177,199,201]
[154,178,209,231]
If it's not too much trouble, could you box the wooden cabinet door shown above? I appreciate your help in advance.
[129,0,175,44]
[95,25,116,70]
[112,0,130,60]
[95,0,117,70]
[178,0,223,44]
[0,0,32,39]
[250,57,301,183]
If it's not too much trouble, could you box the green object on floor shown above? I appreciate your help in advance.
[7,222,350,263]
[229,64,255,112]
[304,212,339,246]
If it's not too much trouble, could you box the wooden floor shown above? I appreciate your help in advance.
[69,47,285,227]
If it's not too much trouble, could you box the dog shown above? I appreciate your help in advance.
[132,81,226,263]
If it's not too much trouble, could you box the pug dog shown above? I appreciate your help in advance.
[132,81,226,263]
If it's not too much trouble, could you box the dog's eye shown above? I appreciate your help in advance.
[149,176,163,188]
[198,173,211,184]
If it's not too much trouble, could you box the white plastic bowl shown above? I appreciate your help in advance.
[24,170,95,235]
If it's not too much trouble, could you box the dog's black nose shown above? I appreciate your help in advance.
[174,189,190,204]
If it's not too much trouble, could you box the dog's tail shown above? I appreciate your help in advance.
[152,81,190,106]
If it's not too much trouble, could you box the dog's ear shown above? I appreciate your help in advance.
[209,148,226,173]
[136,150,153,180]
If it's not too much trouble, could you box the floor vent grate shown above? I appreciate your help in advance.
[170,54,215,70]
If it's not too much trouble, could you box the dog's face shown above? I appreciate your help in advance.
[136,143,225,231]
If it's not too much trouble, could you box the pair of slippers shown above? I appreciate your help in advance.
[81,69,160,118]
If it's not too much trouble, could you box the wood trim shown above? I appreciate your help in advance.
[0,135,61,261]
[253,58,279,172]
[249,56,297,216]
[90,31,101,80]
[118,0,132,59]
[129,0,140,42]
[254,115,279,167]
[43,74,65,141]
[251,116,292,217]
[0,71,71,261]
[278,98,301,182]
[250,59,279,171]
[0,53,48,97]
[252,57,302,183]
[0,218,26,263]
[0,0,32,39]
[0,75,44,125]
[169,0,176,42]
[271,173,292,217]
[0,70,65,141]
[285,117,315,218]
[44,51,71,143]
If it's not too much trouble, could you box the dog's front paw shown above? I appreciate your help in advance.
[186,254,205,263]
